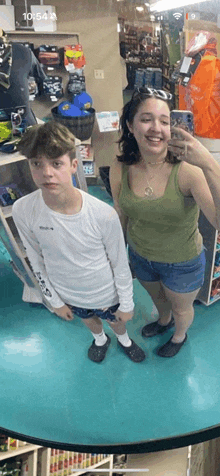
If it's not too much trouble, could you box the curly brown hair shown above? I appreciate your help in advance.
[17,121,76,161]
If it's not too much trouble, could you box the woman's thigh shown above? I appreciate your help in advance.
[161,284,200,312]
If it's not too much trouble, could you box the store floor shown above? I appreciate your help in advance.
[0,185,220,453]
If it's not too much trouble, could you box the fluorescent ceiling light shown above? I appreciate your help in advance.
[145,2,150,5]
[150,0,211,12]
[136,6,144,11]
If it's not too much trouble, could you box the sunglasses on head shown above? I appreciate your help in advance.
[132,87,172,102]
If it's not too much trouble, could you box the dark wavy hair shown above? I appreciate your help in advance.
[117,90,179,165]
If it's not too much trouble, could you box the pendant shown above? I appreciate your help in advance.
[144,186,154,197]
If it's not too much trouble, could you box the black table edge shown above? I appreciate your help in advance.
[1,423,220,455]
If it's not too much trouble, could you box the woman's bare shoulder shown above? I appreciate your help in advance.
[110,157,124,181]
[178,160,204,196]
[111,157,123,170]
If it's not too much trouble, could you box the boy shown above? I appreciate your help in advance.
[12,121,145,363]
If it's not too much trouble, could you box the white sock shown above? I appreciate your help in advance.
[91,330,107,346]
[114,331,132,347]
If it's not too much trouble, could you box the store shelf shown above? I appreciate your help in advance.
[0,440,113,476]
[0,151,26,166]
[1,205,13,218]
[197,214,218,305]
[68,457,112,476]
[6,31,80,37]
[0,444,42,461]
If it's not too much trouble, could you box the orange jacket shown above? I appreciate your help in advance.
[179,53,220,138]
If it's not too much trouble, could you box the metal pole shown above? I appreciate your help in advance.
[68,470,150,473]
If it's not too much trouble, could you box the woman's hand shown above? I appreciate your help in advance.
[168,126,213,169]
[53,304,74,321]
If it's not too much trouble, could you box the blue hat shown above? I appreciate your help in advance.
[81,110,91,116]
[58,101,81,117]
[72,92,93,110]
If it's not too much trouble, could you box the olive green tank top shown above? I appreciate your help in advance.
[119,162,203,263]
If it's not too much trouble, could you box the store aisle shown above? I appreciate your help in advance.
[0,185,220,453]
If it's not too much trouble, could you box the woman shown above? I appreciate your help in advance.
[110,88,220,357]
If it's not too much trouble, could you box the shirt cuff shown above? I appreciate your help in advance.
[118,301,135,313]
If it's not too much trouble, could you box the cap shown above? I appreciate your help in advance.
[72,92,93,110]
[57,101,81,117]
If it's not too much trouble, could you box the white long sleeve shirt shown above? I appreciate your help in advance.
[12,189,134,312]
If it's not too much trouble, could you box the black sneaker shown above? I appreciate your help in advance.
[118,339,146,362]
[142,317,175,338]
[88,335,111,363]
[157,334,187,358]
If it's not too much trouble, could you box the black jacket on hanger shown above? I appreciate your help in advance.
[0,42,47,126]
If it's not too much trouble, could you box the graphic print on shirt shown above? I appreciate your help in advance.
[35,271,52,298]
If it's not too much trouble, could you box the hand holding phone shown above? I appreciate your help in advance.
[168,117,213,168]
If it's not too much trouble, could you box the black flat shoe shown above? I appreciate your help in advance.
[118,339,146,362]
[157,334,187,358]
[88,335,111,363]
[142,317,175,338]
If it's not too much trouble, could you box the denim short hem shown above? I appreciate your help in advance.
[161,281,204,294]
[68,303,120,321]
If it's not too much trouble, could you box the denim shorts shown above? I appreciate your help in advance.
[68,303,120,322]
[128,246,206,293]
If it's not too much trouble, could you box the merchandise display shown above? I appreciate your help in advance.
[49,450,109,474]
[28,76,38,101]
[0,106,27,153]
[0,183,23,207]
[52,104,95,141]
[64,44,86,72]
[0,33,47,143]
[134,67,162,89]
[42,75,63,102]
[67,71,86,95]
[35,45,62,67]
[0,435,112,476]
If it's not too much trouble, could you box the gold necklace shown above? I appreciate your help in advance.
[147,159,166,165]
[144,161,166,198]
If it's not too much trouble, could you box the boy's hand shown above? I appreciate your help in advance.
[53,304,74,321]
[112,309,134,323]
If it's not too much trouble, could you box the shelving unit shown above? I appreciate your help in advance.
[6,30,97,179]
[0,439,113,476]
[0,443,42,476]
[197,212,220,305]
[78,138,96,178]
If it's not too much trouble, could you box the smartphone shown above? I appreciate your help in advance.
[170,110,194,138]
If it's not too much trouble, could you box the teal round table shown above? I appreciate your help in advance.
[1,252,220,454]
